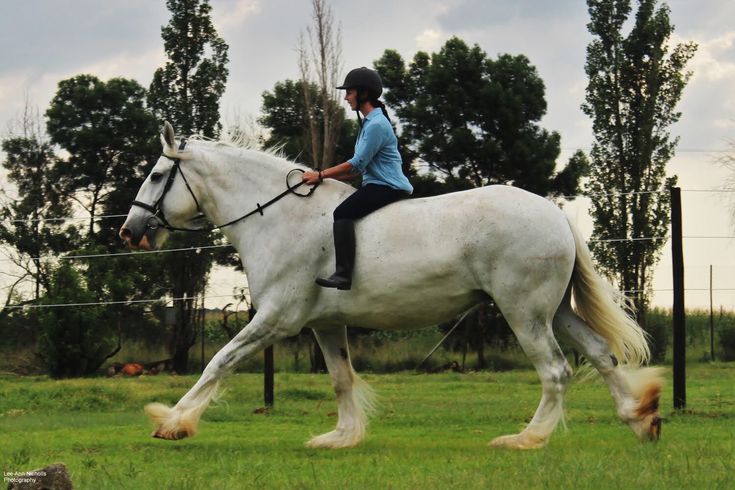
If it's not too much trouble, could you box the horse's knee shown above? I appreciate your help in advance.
[541,361,572,396]
[330,370,354,397]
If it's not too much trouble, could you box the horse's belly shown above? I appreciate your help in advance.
[346,288,487,331]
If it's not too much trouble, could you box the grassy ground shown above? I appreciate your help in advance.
[1,364,733,489]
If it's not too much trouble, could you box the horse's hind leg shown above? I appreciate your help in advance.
[488,303,572,449]
[553,300,663,442]
[307,326,375,448]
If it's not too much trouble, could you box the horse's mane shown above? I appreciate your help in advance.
[181,134,310,172]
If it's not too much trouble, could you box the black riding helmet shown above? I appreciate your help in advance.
[336,67,383,98]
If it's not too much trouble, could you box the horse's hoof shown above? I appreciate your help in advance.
[305,429,361,449]
[489,432,546,450]
[152,429,189,440]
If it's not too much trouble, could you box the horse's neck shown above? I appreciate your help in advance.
[192,147,327,289]
[195,148,287,227]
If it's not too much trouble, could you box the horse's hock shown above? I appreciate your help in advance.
[6,463,73,490]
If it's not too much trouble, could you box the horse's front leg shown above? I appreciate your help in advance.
[145,311,294,440]
[307,326,375,449]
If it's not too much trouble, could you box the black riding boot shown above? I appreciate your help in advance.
[316,219,355,290]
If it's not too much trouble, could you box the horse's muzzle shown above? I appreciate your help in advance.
[119,223,154,250]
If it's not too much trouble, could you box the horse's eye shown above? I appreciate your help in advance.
[150,172,163,183]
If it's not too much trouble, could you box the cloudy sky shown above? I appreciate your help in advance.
[1,0,734,310]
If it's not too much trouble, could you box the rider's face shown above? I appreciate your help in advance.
[345,89,358,110]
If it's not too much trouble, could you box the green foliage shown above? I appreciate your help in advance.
[0,135,75,296]
[259,79,358,166]
[644,313,669,363]
[583,0,697,320]
[46,75,160,241]
[36,264,117,378]
[42,74,167,368]
[374,37,587,197]
[719,323,735,361]
[148,0,229,138]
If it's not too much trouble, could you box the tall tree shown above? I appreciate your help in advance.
[147,0,230,373]
[44,74,164,374]
[583,0,697,323]
[297,0,344,169]
[375,37,587,197]
[46,75,160,241]
[0,106,73,316]
[148,0,229,138]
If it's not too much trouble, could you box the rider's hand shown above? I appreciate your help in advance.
[302,171,322,185]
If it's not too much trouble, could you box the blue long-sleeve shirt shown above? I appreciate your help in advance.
[347,109,413,194]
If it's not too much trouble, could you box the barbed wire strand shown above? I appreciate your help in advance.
[8,287,735,311]
[3,293,237,310]
[0,244,234,263]
[4,233,735,265]
[3,214,127,224]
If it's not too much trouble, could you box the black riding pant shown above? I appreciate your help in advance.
[333,184,408,221]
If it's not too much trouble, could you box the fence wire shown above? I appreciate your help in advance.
[2,187,735,309]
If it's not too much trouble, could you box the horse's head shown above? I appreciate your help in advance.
[119,121,206,250]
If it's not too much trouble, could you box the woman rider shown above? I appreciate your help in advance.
[301,67,413,290]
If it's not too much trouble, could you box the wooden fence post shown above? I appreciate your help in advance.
[671,187,686,409]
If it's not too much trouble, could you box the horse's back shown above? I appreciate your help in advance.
[361,184,573,257]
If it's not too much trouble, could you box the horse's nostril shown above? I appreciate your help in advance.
[120,227,132,239]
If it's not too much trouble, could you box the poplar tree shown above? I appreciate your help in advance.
[147,0,229,373]
[583,0,697,323]
[148,0,229,138]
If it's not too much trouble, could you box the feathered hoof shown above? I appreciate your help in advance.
[305,429,363,449]
[144,402,196,441]
[489,431,547,450]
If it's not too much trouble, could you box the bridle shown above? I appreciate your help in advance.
[130,139,319,233]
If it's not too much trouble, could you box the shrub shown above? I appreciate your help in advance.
[645,318,669,364]
[719,323,735,361]
[37,264,117,377]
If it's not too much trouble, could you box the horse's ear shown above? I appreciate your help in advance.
[162,121,176,149]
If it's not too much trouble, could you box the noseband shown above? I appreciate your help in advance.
[130,139,319,233]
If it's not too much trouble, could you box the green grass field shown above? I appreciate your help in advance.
[1,364,734,489]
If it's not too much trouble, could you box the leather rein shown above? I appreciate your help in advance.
[130,139,319,232]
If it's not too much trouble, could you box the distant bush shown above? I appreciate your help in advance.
[644,317,670,363]
[37,264,117,378]
[719,323,735,361]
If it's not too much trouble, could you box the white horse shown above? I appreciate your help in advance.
[119,122,663,449]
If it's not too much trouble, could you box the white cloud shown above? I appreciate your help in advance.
[684,31,735,82]
[416,28,445,52]
[213,0,261,32]
[75,48,167,82]
[0,73,31,108]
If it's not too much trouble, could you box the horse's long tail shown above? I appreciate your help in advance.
[566,217,650,366]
